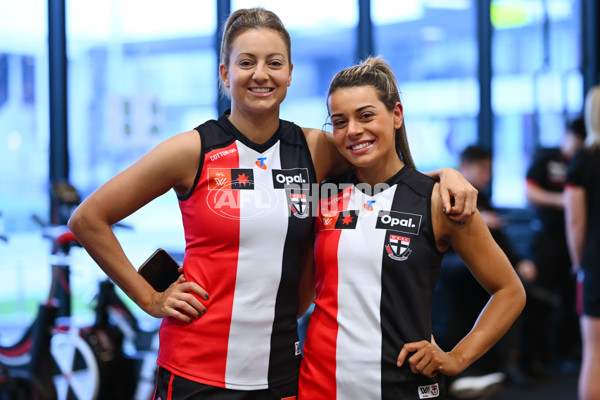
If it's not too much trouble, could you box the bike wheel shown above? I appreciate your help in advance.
[50,329,100,400]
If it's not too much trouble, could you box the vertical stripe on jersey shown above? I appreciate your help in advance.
[302,228,341,399]
[225,142,289,387]
[334,188,395,399]
[267,145,312,385]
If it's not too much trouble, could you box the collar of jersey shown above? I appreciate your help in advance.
[218,110,283,154]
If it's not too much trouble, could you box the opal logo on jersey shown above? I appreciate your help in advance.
[256,157,268,169]
[418,383,439,398]
[272,168,309,188]
[385,234,412,261]
[376,210,421,235]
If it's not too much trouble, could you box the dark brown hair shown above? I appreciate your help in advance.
[327,56,415,169]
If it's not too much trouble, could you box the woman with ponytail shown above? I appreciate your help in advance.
[298,57,526,399]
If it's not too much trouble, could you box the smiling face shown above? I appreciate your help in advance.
[328,85,404,183]
[220,28,292,119]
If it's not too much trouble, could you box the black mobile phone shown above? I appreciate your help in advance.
[138,248,181,292]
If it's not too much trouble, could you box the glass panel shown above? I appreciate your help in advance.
[373,0,478,174]
[491,0,582,207]
[0,1,48,232]
[0,0,49,326]
[232,0,357,130]
[67,0,218,255]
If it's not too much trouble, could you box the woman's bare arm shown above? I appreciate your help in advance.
[397,184,525,377]
[68,130,208,322]
[564,185,587,271]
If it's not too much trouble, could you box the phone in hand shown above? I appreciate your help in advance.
[138,248,181,292]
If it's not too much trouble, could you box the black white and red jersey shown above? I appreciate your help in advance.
[157,113,315,390]
[299,167,446,400]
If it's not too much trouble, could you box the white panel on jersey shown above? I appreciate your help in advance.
[335,186,396,399]
[225,141,288,388]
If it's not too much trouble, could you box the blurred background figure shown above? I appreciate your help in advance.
[432,145,534,399]
[521,117,587,377]
[564,85,600,400]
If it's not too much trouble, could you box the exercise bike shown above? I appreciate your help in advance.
[0,225,100,399]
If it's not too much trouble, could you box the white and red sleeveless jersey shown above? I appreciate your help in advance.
[299,167,446,400]
[157,114,316,390]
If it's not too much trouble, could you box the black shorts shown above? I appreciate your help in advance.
[152,367,298,400]
[581,267,600,317]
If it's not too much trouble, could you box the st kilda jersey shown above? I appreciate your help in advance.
[157,113,316,390]
[299,167,446,400]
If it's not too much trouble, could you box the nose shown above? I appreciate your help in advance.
[346,118,363,138]
[252,63,268,82]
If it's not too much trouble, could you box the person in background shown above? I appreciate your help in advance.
[522,117,587,376]
[298,57,525,400]
[431,145,534,398]
[564,85,600,400]
[68,8,477,400]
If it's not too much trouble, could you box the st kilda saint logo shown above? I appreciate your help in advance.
[288,190,309,219]
[385,234,412,261]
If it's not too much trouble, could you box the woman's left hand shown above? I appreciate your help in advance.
[396,336,466,378]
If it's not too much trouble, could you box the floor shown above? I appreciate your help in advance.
[491,369,578,400]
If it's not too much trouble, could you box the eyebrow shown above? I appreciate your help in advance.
[236,52,286,59]
[330,105,375,119]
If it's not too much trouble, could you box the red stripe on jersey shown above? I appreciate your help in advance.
[158,142,241,386]
[299,228,341,399]
[299,187,352,399]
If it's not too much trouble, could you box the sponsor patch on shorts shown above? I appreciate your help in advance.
[418,383,439,398]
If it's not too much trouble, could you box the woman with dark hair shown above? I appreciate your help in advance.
[299,57,525,399]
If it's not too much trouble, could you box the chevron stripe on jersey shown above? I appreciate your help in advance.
[157,114,315,390]
[299,167,445,400]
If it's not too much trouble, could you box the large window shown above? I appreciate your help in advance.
[0,0,48,232]
[67,0,218,255]
[491,0,583,206]
[373,0,478,175]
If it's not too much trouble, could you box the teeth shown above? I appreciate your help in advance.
[251,88,271,93]
[351,142,372,150]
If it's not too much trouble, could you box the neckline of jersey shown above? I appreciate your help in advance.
[218,110,283,154]
[348,165,409,197]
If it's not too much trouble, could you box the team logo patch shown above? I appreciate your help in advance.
[320,210,359,230]
[376,210,421,235]
[288,191,309,219]
[256,157,267,169]
[385,234,412,261]
[272,168,309,188]
[418,383,439,398]
[208,168,254,190]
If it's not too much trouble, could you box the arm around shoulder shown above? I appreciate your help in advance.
[302,127,350,182]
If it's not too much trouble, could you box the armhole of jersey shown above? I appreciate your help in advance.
[296,124,318,229]
[426,178,444,257]
[297,124,318,185]
[177,128,205,201]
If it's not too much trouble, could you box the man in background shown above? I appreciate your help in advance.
[522,117,587,376]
